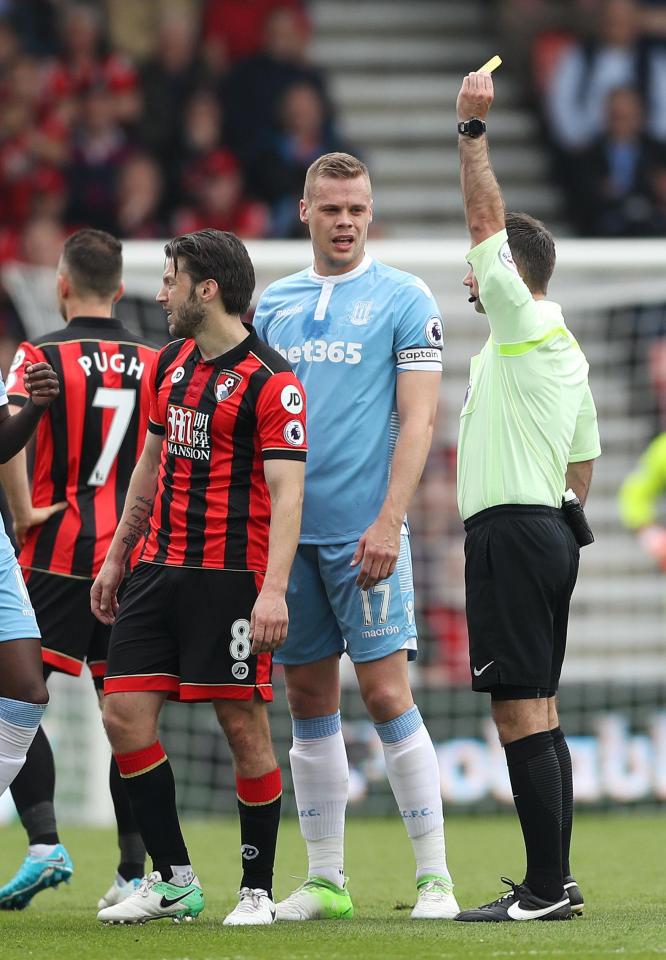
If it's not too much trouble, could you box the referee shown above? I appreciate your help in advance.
[453,72,601,922]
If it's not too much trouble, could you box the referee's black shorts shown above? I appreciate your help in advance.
[464,504,580,698]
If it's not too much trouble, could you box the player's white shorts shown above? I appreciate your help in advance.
[275,534,417,666]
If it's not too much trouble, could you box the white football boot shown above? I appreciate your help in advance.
[411,876,460,919]
[98,875,141,909]
[223,887,276,925]
[97,871,204,924]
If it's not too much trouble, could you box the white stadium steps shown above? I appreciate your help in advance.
[313,2,484,32]
[342,109,538,144]
[310,0,568,236]
[331,75,516,110]
[366,146,548,183]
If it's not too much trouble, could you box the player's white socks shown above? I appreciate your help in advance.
[0,697,46,797]
[290,712,348,889]
[169,865,195,886]
[29,843,58,858]
[375,705,452,883]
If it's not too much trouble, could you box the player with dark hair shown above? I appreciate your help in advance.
[454,72,600,922]
[0,228,158,911]
[92,229,307,926]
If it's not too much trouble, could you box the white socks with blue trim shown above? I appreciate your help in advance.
[289,706,451,888]
[0,697,46,797]
[289,712,348,888]
[375,705,451,883]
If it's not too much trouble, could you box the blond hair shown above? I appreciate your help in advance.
[303,152,371,201]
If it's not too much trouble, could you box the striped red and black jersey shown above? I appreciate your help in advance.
[142,325,307,572]
[7,316,159,579]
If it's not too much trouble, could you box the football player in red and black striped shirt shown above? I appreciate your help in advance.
[0,230,157,910]
[92,230,306,926]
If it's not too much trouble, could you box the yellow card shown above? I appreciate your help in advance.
[478,55,502,74]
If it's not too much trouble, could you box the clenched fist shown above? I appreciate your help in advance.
[457,72,494,122]
[24,362,59,407]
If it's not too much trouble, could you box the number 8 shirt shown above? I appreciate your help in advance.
[105,325,307,702]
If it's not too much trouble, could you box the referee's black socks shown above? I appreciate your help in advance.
[551,726,574,877]
[504,730,564,902]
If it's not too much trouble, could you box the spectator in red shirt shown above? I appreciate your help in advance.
[44,4,139,126]
[0,56,68,229]
[173,148,269,239]
[202,0,308,65]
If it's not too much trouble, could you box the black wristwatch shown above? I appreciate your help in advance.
[457,117,487,138]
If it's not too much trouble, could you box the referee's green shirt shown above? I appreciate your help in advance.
[457,229,601,522]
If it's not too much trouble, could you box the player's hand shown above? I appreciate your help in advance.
[91,559,124,625]
[13,502,67,548]
[250,589,288,654]
[24,362,59,408]
[638,525,666,570]
[456,71,494,121]
[350,517,401,590]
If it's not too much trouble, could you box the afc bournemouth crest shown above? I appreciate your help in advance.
[215,370,243,402]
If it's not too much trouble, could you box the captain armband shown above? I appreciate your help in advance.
[396,346,443,372]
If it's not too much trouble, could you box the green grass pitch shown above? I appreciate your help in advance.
[0,813,663,959]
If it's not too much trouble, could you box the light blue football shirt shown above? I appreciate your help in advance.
[253,254,443,544]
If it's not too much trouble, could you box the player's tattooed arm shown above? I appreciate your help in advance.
[92,432,162,624]
[120,495,153,559]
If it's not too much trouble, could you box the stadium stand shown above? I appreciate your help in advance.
[0,1,663,827]
[311,0,566,236]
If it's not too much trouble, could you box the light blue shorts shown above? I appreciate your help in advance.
[0,556,40,643]
[275,535,417,666]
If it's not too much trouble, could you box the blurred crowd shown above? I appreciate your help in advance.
[499,0,666,237]
[0,0,354,373]
[0,0,349,262]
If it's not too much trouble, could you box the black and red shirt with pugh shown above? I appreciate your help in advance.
[7,317,159,579]
[142,325,307,573]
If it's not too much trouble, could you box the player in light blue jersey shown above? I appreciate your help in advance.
[253,152,458,921]
[0,359,59,800]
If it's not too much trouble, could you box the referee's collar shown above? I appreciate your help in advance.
[68,315,125,330]
[308,253,373,285]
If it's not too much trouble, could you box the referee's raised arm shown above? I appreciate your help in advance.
[457,72,504,244]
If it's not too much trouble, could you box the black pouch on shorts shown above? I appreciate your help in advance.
[561,490,594,546]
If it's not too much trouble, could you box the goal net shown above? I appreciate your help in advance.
[1,236,664,826]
